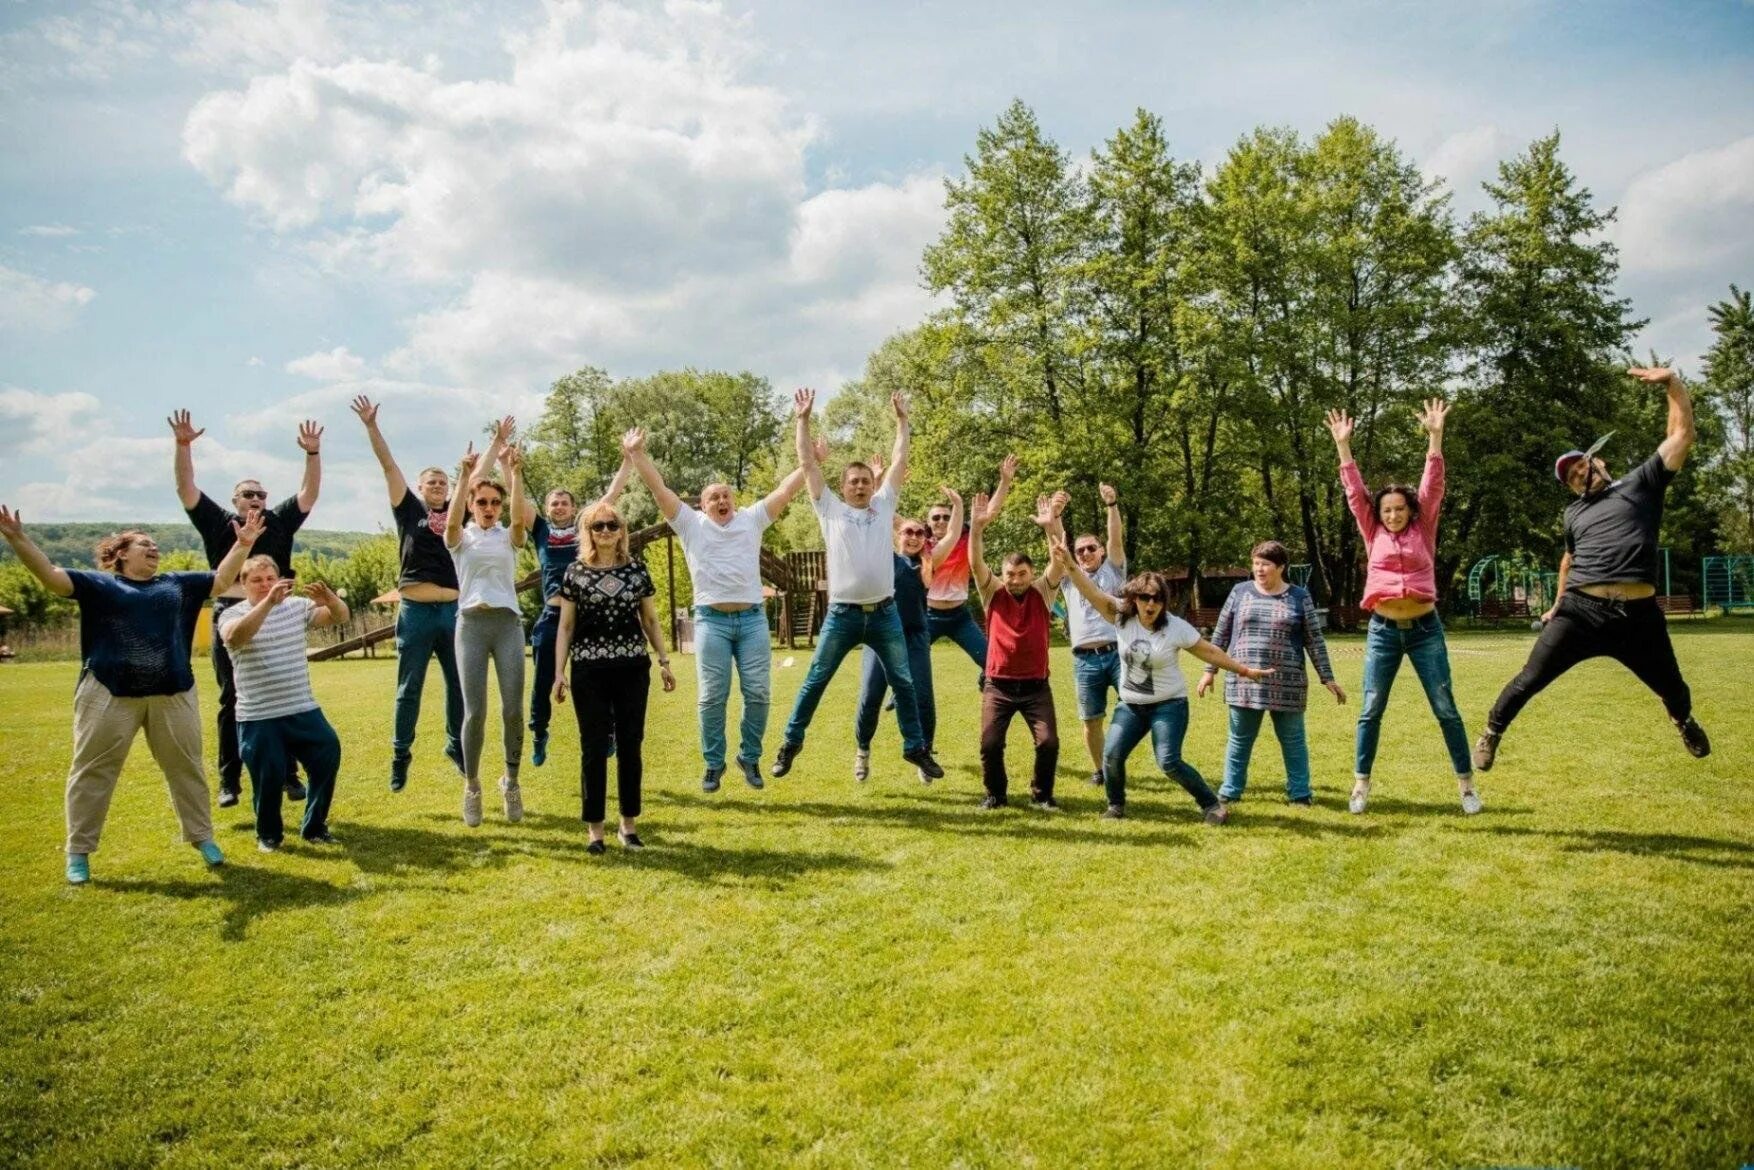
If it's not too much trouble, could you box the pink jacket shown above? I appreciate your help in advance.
[1341,453,1444,611]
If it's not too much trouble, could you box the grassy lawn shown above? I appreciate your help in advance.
[2,623,1751,1168]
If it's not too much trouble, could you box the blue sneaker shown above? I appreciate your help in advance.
[737,759,765,790]
[194,840,225,866]
[531,731,548,768]
[701,766,724,794]
[66,853,90,884]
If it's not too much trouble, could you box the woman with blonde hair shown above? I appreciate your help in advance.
[553,499,676,853]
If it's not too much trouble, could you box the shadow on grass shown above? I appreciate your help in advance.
[103,866,367,943]
[1340,793,1534,819]
[1480,825,1754,870]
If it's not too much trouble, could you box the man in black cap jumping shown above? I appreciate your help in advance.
[1473,366,1710,772]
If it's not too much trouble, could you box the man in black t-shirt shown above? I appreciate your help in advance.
[170,409,322,806]
[1474,368,1710,771]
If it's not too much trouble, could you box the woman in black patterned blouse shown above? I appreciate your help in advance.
[552,501,676,853]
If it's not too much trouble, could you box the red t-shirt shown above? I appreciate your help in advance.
[985,586,1050,680]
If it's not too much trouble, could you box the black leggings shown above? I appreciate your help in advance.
[570,657,650,823]
[1487,592,1691,734]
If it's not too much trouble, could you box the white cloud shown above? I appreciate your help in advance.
[19,224,81,238]
[178,0,340,73]
[286,344,367,381]
[0,266,96,332]
[1613,135,1754,274]
[1421,124,1513,207]
[246,355,265,366]
[0,388,106,457]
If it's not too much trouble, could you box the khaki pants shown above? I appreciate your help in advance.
[66,674,213,855]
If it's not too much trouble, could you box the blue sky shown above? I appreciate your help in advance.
[3,0,1752,531]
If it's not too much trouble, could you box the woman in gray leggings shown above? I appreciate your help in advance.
[444,424,527,826]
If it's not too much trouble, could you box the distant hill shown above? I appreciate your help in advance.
[0,524,385,568]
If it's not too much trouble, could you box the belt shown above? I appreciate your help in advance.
[832,599,894,613]
[1072,641,1117,657]
[697,603,758,614]
[1370,613,1433,630]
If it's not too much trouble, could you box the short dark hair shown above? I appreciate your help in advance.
[1115,571,1172,631]
[546,488,576,506]
[1373,484,1420,524]
[1002,551,1034,570]
[1251,540,1289,568]
[843,462,874,480]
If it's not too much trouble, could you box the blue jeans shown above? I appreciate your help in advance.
[926,606,987,679]
[695,607,772,768]
[783,602,926,753]
[394,598,463,764]
[1219,707,1310,801]
[1103,698,1218,810]
[854,627,935,750]
[1355,612,1473,777]
[1073,647,1122,721]
[528,604,561,736]
[239,708,341,844]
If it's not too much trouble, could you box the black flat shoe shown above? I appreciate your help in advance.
[618,831,645,851]
[586,839,607,856]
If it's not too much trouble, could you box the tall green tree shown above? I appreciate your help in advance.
[1701,284,1754,550]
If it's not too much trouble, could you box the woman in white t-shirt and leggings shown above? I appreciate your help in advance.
[1053,541,1272,825]
[444,421,526,828]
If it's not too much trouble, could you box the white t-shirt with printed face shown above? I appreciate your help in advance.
[1062,556,1127,647]
[1117,613,1202,704]
[813,479,899,605]
[671,501,771,607]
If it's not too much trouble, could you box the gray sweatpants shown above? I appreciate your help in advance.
[455,607,525,786]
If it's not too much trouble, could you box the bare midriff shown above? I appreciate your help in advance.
[928,599,966,612]
[1577,581,1656,601]
[400,582,460,604]
[1372,597,1436,621]
[707,602,756,612]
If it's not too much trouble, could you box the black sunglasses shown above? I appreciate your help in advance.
[236,489,268,501]
[928,514,951,522]
[1075,545,1101,555]
[1133,592,1163,603]
[590,520,622,532]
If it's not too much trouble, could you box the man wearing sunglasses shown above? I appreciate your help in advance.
[771,388,945,781]
[170,409,321,809]
[1039,484,1128,789]
[1473,366,1711,772]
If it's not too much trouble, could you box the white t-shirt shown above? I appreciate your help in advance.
[671,501,771,606]
[217,597,319,722]
[813,479,899,605]
[1063,556,1127,647]
[450,524,521,613]
[1116,613,1202,704]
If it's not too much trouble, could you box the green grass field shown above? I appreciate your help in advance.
[2,624,1751,1168]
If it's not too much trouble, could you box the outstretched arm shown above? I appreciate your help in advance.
[211,513,264,597]
[445,445,476,551]
[1100,482,1124,565]
[1328,408,1376,540]
[1189,637,1274,681]
[762,464,810,523]
[167,410,205,511]
[886,393,912,490]
[296,419,323,513]
[302,580,351,629]
[989,454,1018,518]
[968,493,996,606]
[0,507,74,597]
[505,445,527,549]
[1415,397,1448,533]
[1631,367,1697,472]
[794,389,825,501]
[624,429,683,522]
[351,396,409,506]
[474,415,514,494]
[1049,537,1119,624]
[929,487,965,571]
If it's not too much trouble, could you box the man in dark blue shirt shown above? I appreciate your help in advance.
[1475,367,1711,772]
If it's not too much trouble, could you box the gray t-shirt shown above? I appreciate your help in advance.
[218,597,319,722]
[1062,556,1127,647]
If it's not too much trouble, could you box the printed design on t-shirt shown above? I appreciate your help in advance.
[546,525,578,550]
[559,560,653,661]
[1123,638,1155,693]
[425,508,447,536]
[838,504,880,531]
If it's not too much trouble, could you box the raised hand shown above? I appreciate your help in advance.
[869,453,885,482]
[0,506,23,542]
[503,444,524,473]
[301,580,340,605]
[1098,482,1117,506]
[1627,366,1677,386]
[794,388,815,419]
[492,415,517,445]
[940,484,962,507]
[458,442,479,481]
[167,409,205,446]
[1416,398,1449,435]
[349,395,379,428]
[1324,408,1354,445]
[621,427,646,456]
[998,454,1019,483]
[1030,494,1055,528]
[267,579,296,605]
[890,392,910,423]
[1049,490,1069,517]
[1048,535,1072,570]
[970,492,992,530]
[1324,679,1347,705]
[811,436,829,465]
[297,419,323,454]
[232,511,266,547]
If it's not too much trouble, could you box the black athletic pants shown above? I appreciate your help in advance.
[1486,592,1691,734]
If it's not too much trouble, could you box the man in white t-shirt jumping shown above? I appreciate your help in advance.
[772,389,945,781]
[622,427,809,793]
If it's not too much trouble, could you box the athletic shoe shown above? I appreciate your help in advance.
[853,750,871,782]
[500,777,524,824]
[1288,796,1313,807]
[1460,788,1483,816]
[532,731,548,768]
[1032,796,1061,812]
[771,742,802,778]
[917,766,933,785]
[195,840,225,866]
[1101,804,1125,819]
[217,786,240,809]
[1678,717,1711,758]
[444,741,466,776]
[737,759,765,790]
[462,787,483,828]
[1088,770,1104,787]
[1348,778,1370,815]
[1472,730,1501,772]
[618,830,645,851]
[702,766,724,794]
[257,838,281,853]
[284,777,307,803]
[390,758,409,793]
[302,830,340,845]
[1204,803,1230,826]
[586,839,606,856]
[66,854,90,884]
[902,747,945,780]
[978,794,1008,810]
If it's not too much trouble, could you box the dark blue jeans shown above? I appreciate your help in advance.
[239,708,341,844]
[1355,612,1472,777]
[926,606,987,678]
[394,598,464,764]
[854,626,935,750]
[1103,698,1218,811]
[783,602,926,753]
[528,604,561,736]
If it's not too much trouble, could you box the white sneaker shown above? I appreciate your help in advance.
[462,785,483,827]
[1348,777,1371,815]
[1459,783,1483,816]
[500,776,524,823]
[853,750,870,782]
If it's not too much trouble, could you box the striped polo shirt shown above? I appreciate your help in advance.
[217,597,320,722]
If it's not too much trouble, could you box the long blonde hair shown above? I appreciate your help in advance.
[578,500,630,566]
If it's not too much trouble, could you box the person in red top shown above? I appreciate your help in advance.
[1327,398,1479,817]
[968,486,1066,810]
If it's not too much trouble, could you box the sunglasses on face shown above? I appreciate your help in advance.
[236,490,267,501]
[590,520,622,533]
[1076,545,1100,556]
[472,498,501,509]
[1133,593,1163,603]
[928,514,950,524]
[901,527,927,537]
